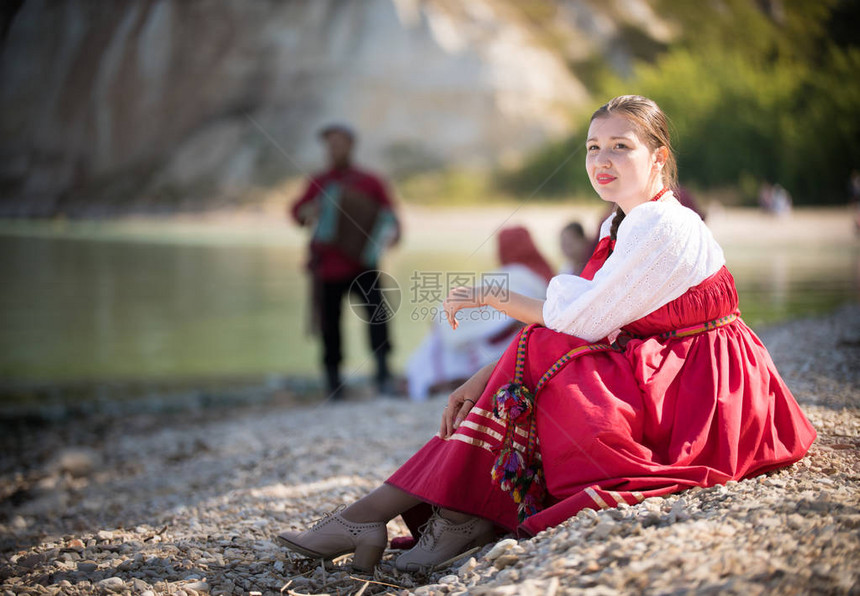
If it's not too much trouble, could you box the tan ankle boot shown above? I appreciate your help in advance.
[395,511,495,573]
[277,508,387,572]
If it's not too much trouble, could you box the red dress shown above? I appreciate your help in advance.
[386,238,817,537]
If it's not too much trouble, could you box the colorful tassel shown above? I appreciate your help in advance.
[489,325,546,523]
[491,381,534,422]
[489,326,619,523]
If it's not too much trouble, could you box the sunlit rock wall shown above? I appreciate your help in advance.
[0,0,668,215]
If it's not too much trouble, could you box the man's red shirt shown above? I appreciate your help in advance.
[291,165,398,281]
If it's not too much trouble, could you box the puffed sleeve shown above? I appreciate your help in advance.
[541,202,725,342]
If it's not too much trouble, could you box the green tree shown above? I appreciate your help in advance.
[500,0,860,204]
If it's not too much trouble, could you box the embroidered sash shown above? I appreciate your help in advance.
[623,312,740,342]
[490,312,740,522]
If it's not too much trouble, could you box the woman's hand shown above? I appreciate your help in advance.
[442,286,485,330]
[443,285,545,330]
[439,361,495,439]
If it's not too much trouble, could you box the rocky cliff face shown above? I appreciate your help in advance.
[0,0,669,216]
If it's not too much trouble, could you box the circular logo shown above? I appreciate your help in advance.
[348,270,401,323]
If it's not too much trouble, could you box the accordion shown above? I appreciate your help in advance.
[311,181,397,267]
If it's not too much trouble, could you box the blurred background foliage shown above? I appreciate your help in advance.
[497,0,860,205]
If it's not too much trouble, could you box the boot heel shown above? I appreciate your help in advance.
[351,543,385,572]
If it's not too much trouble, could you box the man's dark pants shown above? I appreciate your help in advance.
[319,271,391,397]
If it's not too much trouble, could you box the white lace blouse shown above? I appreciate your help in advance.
[542,194,725,342]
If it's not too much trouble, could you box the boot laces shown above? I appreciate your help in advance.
[415,508,446,550]
[308,504,346,530]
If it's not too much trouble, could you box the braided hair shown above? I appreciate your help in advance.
[608,205,627,247]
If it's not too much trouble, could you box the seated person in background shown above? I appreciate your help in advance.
[673,185,707,221]
[770,184,792,217]
[558,221,592,275]
[405,226,552,401]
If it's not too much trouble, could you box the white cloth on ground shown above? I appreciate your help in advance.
[406,264,548,401]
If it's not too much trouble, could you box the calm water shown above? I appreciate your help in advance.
[1,214,858,387]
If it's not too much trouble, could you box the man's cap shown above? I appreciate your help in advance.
[318,122,356,141]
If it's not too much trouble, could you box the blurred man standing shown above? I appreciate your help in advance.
[291,124,401,399]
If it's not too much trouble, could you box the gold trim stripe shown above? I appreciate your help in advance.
[465,409,506,434]
[457,422,540,460]
[472,406,493,418]
[585,486,610,510]
[469,406,533,440]
[459,420,504,443]
[608,491,625,506]
[448,433,495,454]
[435,405,545,460]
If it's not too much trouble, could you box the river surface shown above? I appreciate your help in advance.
[1,208,858,387]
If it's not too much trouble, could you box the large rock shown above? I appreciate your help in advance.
[0,0,669,215]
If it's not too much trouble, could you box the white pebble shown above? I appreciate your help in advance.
[484,538,517,561]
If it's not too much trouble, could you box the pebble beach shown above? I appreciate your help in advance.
[1,305,858,595]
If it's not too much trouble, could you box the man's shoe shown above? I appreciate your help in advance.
[325,365,345,401]
[377,376,401,398]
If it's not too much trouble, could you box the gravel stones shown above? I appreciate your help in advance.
[96,577,124,592]
[1,306,858,594]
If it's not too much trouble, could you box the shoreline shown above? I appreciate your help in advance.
[0,204,855,250]
[0,297,856,419]
[1,205,857,387]
[0,304,858,594]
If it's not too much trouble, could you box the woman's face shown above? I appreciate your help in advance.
[585,113,663,208]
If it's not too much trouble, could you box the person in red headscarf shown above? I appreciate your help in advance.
[496,226,555,284]
[404,226,552,401]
